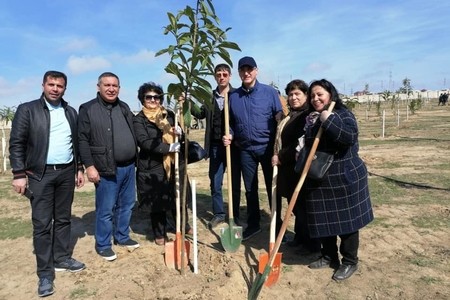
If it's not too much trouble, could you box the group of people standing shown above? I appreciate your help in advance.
[9,55,374,297]
[10,71,143,297]
[221,57,374,281]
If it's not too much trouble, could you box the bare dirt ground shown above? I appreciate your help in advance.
[1,103,449,300]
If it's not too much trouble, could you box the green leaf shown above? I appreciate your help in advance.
[191,85,213,107]
[155,48,169,57]
[168,12,177,29]
[220,41,241,51]
[156,0,241,152]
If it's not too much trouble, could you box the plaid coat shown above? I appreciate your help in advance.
[303,107,374,238]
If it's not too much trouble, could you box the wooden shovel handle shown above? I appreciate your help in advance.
[224,93,234,219]
[269,165,278,248]
[174,109,180,234]
[269,115,288,248]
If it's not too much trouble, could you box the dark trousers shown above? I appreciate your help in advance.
[240,146,273,229]
[151,209,191,238]
[293,195,321,251]
[28,164,75,279]
[321,231,359,265]
[151,211,168,238]
[208,142,241,218]
[276,192,320,251]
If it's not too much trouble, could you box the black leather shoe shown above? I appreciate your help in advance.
[308,256,340,269]
[208,215,225,229]
[332,264,358,281]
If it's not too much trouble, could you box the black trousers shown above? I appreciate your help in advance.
[151,208,190,238]
[293,196,321,251]
[28,164,75,279]
[321,231,359,265]
[276,192,320,252]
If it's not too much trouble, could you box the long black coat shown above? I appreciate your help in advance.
[133,110,190,212]
[303,107,374,238]
[277,109,308,198]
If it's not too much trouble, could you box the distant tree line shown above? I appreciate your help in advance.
[0,106,16,126]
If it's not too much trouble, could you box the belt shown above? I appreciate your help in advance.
[46,162,73,170]
[116,160,135,167]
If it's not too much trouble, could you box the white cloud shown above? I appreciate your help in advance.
[0,76,41,107]
[59,37,97,52]
[120,49,156,64]
[305,62,331,73]
[107,49,157,65]
[66,55,111,75]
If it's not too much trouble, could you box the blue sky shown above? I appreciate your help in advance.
[1,0,450,111]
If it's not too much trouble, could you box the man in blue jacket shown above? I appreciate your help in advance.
[223,57,283,240]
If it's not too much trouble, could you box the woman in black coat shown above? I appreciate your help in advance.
[272,79,320,253]
[302,79,374,281]
[133,82,191,245]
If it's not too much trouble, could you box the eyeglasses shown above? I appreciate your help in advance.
[144,95,162,101]
[215,73,229,78]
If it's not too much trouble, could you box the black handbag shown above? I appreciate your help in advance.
[294,147,334,180]
[187,141,207,164]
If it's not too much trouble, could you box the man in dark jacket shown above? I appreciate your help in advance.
[9,70,86,297]
[186,64,242,229]
[78,72,139,261]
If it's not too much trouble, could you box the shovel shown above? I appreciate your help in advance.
[248,101,336,299]
[220,92,243,252]
[258,165,282,287]
[165,109,190,270]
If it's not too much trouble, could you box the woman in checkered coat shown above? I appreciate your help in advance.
[301,79,374,281]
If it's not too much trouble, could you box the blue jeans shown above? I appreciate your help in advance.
[240,146,273,229]
[95,163,136,251]
[208,142,241,218]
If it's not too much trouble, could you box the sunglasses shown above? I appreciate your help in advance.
[144,95,162,101]
[215,73,229,78]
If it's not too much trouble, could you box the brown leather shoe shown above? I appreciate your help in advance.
[155,237,166,246]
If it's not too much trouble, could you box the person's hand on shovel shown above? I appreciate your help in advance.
[320,110,333,122]
[271,154,280,167]
[177,92,186,103]
[222,134,232,147]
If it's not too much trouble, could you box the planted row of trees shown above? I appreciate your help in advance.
[345,77,425,115]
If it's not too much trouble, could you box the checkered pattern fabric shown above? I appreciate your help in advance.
[303,108,374,238]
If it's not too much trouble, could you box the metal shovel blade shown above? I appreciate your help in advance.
[220,219,242,253]
[165,233,190,269]
[258,246,282,287]
[175,237,191,270]
[164,240,175,269]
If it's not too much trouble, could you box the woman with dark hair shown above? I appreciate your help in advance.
[272,79,320,253]
[301,79,373,280]
[133,82,191,245]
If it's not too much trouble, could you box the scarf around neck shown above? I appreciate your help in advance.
[142,106,175,179]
